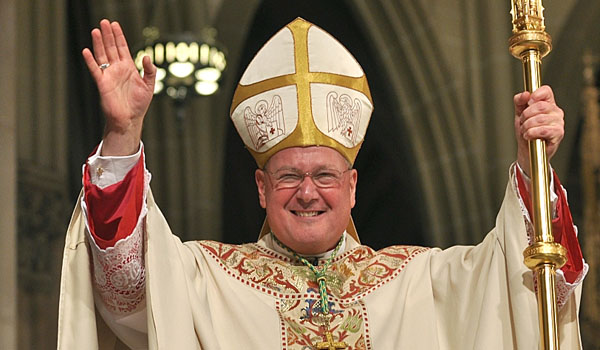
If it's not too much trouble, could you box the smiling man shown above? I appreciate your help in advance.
[57,17,586,349]
[256,147,357,255]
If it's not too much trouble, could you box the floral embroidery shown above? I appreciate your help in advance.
[199,241,427,349]
[200,241,426,300]
[279,299,367,349]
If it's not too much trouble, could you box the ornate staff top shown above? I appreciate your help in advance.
[511,0,545,32]
[509,0,551,59]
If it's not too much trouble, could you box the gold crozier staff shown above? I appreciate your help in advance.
[508,1,568,349]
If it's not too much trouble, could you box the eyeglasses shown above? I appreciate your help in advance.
[264,167,352,189]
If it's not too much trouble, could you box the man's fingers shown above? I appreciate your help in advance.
[521,125,564,143]
[141,56,157,90]
[100,19,119,63]
[111,21,132,60]
[514,85,563,162]
[521,105,564,130]
[514,86,556,115]
[82,48,103,82]
[91,28,108,65]
[529,85,555,104]
[521,113,563,130]
[514,91,529,105]
[521,101,558,119]
[514,91,530,114]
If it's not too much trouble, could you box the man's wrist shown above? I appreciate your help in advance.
[100,134,141,156]
[516,153,530,178]
[100,119,143,156]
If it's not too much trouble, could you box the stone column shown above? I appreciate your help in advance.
[16,0,69,348]
[0,0,18,348]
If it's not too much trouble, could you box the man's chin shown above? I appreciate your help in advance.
[285,232,341,255]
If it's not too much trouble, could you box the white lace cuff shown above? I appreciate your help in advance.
[511,163,587,309]
[555,264,588,309]
[89,220,146,315]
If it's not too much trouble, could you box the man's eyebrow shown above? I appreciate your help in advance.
[273,165,344,172]
[272,166,301,172]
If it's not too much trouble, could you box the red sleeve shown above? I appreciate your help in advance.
[83,151,145,249]
[516,170,584,283]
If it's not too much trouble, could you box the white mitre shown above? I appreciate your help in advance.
[230,17,373,169]
[230,17,373,242]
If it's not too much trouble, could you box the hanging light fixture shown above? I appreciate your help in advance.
[134,27,227,100]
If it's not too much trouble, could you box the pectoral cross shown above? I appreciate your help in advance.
[316,330,347,350]
[315,316,347,350]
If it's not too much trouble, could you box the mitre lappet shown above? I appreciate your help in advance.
[230,17,374,242]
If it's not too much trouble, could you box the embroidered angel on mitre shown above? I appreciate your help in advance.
[327,91,361,144]
[244,95,285,150]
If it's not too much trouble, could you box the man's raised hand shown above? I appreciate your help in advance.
[82,19,156,156]
[513,85,565,177]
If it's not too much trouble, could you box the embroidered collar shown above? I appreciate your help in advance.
[265,232,348,264]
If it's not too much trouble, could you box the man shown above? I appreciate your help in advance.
[57,18,586,349]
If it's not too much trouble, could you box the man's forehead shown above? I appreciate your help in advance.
[266,146,350,169]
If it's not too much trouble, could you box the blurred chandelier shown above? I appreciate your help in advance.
[134,27,227,100]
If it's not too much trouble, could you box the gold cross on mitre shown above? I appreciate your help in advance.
[316,330,347,350]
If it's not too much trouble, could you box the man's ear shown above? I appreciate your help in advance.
[349,169,358,208]
[255,169,267,208]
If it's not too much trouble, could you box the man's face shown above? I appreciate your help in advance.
[255,147,357,255]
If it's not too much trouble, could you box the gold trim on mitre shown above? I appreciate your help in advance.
[230,17,373,169]
[258,216,361,244]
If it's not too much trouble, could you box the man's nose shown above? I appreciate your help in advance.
[295,176,319,203]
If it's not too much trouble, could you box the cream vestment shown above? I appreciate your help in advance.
[57,166,584,349]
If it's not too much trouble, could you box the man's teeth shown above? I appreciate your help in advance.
[294,211,321,217]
